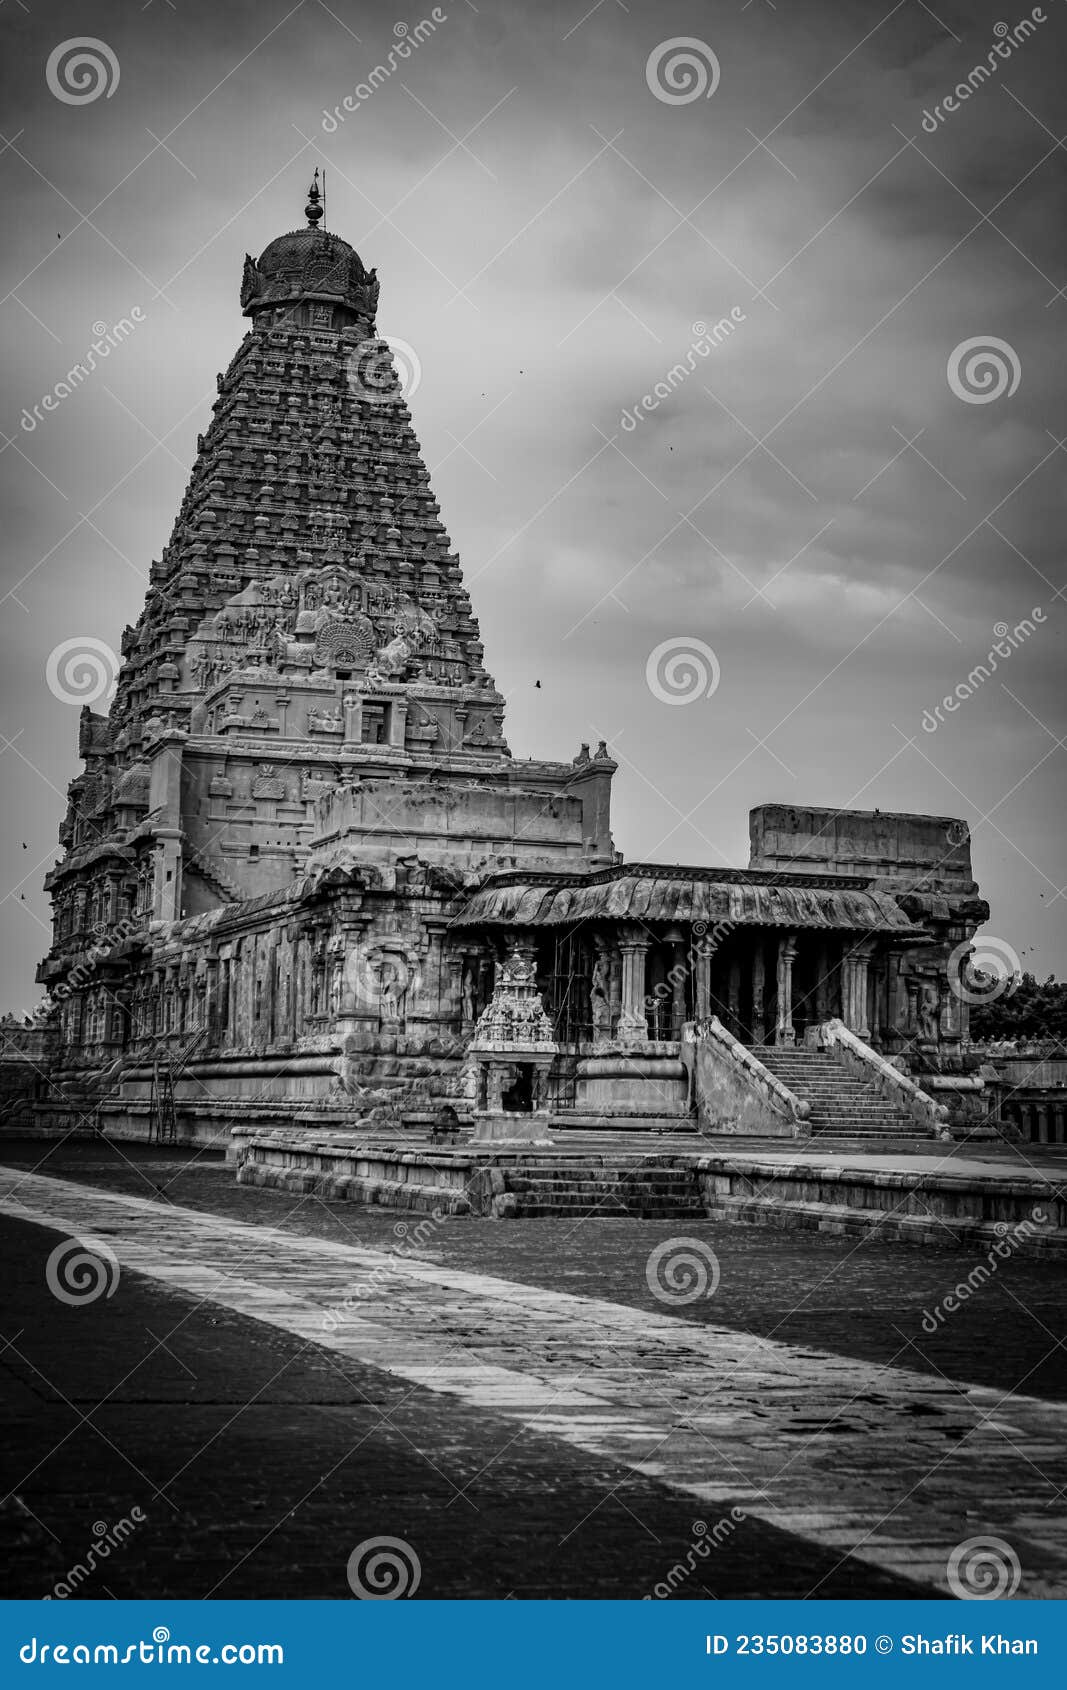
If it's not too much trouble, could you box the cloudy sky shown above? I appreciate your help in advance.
[1,0,1065,1011]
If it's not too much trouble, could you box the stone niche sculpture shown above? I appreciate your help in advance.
[251,763,287,800]
[467,948,559,1145]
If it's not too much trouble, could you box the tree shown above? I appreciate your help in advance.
[969,973,1067,1043]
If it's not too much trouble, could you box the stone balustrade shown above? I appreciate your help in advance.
[814,1017,951,1137]
[684,1017,812,1137]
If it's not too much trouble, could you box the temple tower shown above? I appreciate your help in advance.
[36,182,615,1103]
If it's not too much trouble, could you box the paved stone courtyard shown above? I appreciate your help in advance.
[1,1140,1065,1600]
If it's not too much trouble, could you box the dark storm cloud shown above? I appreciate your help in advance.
[1,0,1064,1007]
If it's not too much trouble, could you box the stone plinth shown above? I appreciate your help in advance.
[574,1041,689,1118]
[470,1111,555,1147]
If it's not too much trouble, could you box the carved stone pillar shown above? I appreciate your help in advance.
[751,941,767,1044]
[232,942,248,1044]
[296,937,312,1036]
[774,934,799,1046]
[485,1065,507,1112]
[670,938,687,1039]
[218,955,231,1037]
[841,941,876,1041]
[856,946,875,1042]
[616,927,650,1042]
[940,956,964,1046]
[334,912,372,1021]
[266,944,279,1042]
[693,935,712,1022]
[457,952,479,1030]
[342,690,362,744]
[590,937,612,1044]
[203,957,219,1037]
[608,944,622,1036]
[286,929,300,1044]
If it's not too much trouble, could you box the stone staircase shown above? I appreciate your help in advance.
[184,849,242,905]
[472,1159,706,1220]
[750,1045,938,1143]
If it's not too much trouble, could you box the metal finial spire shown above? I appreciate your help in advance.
[304,169,323,229]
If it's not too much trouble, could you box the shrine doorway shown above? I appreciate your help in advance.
[501,1064,535,1113]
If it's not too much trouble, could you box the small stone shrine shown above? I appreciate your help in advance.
[467,948,559,1144]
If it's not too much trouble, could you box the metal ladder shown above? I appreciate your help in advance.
[148,1025,209,1145]
[149,1059,177,1145]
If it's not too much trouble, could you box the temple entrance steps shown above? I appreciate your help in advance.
[749,1046,938,1141]
[232,1131,708,1220]
[470,1159,706,1220]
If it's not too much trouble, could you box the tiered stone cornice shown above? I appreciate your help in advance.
[103,306,504,758]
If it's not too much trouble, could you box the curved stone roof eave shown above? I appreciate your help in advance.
[451,871,932,939]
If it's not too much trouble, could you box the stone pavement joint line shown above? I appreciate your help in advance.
[4,1171,1066,1597]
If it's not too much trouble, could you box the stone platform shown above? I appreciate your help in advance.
[231,1125,1067,1256]
[5,1165,1066,1598]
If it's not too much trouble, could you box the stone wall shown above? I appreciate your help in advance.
[749,803,976,890]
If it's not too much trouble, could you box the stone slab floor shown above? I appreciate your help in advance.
[0,1139,1065,1601]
